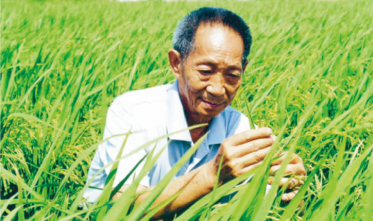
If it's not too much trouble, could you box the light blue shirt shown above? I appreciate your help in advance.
[83,80,252,202]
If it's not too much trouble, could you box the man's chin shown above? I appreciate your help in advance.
[198,108,225,119]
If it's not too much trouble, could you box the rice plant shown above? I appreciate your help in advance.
[1,0,372,220]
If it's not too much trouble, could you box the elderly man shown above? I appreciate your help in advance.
[84,7,306,219]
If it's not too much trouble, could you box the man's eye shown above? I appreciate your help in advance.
[199,70,213,75]
[227,73,240,78]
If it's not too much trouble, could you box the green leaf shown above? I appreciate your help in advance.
[95,129,131,220]
[15,168,25,221]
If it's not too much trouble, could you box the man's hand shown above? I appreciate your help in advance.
[206,128,306,202]
[207,128,275,185]
[268,153,306,201]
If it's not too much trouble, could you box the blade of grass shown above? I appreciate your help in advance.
[3,205,24,221]
[100,141,162,220]
[95,128,131,220]
[308,143,373,221]
[244,98,256,129]
[279,157,327,221]
[15,168,25,221]
[123,133,209,220]
[110,152,148,199]
[0,194,18,218]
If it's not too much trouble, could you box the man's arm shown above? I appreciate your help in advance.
[114,162,215,219]
[113,128,283,219]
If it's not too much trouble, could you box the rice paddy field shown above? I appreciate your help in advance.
[1,0,373,220]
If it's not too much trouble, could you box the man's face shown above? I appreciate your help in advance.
[174,23,246,123]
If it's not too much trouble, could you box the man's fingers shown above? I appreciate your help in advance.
[281,190,299,202]
[267,177,304,189]
[241,161,262,174]
[235,136,275,157]
[238,147,271,167]
[272,152,303,166]
[269,163,306,176]
[225,128,273,146]
[270,152,306,176]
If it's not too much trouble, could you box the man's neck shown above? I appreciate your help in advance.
[184,111,211,143]
[190,126,209,143]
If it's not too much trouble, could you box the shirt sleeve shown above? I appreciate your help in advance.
[83,95,149,203]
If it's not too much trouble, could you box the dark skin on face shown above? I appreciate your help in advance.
[168,23,248,142]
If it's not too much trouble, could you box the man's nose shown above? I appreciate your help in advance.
[206,74,226,96]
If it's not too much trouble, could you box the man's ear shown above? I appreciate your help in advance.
[168,49,182,79]
[242,60,249,73]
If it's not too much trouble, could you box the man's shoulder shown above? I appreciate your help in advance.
[107,84,172,129]
[113,84,171,109]
[221,106,252,130]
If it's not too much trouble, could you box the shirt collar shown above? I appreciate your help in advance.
[166,79,227,145]
[207,113,226,145]
[166,80,192,142]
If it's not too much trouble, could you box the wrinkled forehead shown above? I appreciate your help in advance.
[189,23,244,62]
[187,22,244,60]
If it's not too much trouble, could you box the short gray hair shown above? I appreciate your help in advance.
[173,7,252,65]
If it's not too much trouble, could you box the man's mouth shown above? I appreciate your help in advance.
[200,98,224,108]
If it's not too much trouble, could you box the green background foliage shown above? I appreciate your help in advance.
[1,0,372,220]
